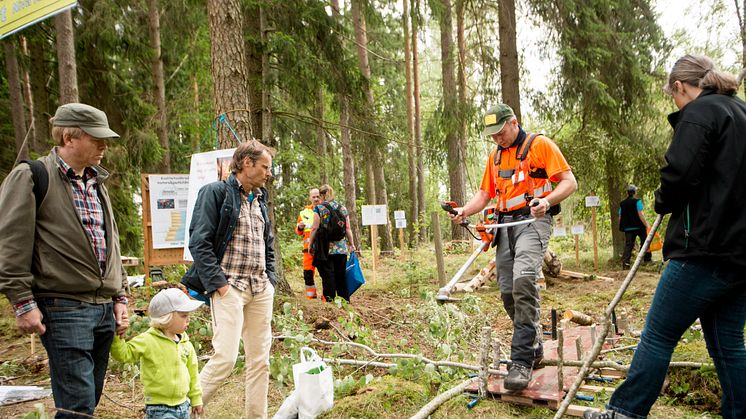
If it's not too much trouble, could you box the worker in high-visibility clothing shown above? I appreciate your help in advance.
[449,103,577,391]
[297,188,321,298]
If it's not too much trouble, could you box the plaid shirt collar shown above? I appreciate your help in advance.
[54,147,99,181]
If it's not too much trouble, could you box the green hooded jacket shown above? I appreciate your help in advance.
[111,327,202,407]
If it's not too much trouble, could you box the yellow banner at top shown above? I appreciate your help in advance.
[0,0,77,40]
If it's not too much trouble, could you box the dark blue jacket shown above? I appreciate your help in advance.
[181,174,276,295]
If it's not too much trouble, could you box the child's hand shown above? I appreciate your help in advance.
[192,405,203,416]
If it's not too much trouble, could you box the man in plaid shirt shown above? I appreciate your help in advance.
[0,103,128,418]
[181,140,276,418]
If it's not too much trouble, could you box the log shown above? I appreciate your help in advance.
[453,259,495,293]
[559,269,615,282]
[564,309,593,326]
[543,248,562,277]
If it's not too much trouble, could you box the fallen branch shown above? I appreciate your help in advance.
[273,334,713,374]
[410,377,480,419]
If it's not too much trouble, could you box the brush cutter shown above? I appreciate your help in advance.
[436,201,537,303]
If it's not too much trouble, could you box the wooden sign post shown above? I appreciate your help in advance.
[141,174,191,295]
[585,194,601,270]
[571,224,585,268]
[432,212,446,287]
[394,210,407,260]
[361,205,388,281]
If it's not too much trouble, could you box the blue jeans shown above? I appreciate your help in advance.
[608,259,746,419]
[37,298,115,419]
[145,400,190,419]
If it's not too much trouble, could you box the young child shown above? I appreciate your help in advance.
[111,288,204,418]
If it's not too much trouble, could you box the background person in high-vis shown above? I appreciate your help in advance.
[296,188,321,299]
[449,103,577,392]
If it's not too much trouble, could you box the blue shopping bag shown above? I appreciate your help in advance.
[345,252,365,296]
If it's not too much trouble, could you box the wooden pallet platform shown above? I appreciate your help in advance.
[465,325,623,416]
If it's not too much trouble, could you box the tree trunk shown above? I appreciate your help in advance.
[437,0,466,241]
[19,37,34,143]
[403,0,417,248]
[260,5,291,296]
[317,87,328,185]
[340,96,361,249]
[605,153,625,260]
[4,39,29,162]
[191,75,201,152]
[736,0,746,92]
[331,0,361,249]
[27,29,49,153]
[351,0,394,253]
[147,0,170,173]
[245,1,263,139]
[54,9,79,104]
[456,0,469,212]
[412,0,427,242]
[373,152,394,253]
[207,0,252,148]
[498,0,521,121]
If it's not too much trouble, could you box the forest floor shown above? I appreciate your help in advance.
[0,242,724,418]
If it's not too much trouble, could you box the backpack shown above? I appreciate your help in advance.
[320,202,346,242]
[21,159,49,211]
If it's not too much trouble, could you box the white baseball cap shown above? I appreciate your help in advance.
[149,288,204,318]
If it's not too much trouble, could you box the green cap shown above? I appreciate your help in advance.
[52,103,120,139]
[481,103,515,137]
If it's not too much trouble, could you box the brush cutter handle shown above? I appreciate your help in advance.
[441,201,470,227]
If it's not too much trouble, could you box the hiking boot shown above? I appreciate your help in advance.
[504,363,532,391]
[582,410,633,419]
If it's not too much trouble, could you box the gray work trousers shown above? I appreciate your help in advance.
[495,213,552,367]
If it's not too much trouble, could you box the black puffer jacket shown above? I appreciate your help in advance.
[655,89,746,267]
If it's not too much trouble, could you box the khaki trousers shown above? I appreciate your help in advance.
[200,284,274,418]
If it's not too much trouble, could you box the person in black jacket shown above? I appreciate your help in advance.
[181,140,276,418]
[618,184,651,269]
[585,55,746,419]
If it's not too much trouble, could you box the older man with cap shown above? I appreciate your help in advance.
[0,103,128,418]
[449,103,577,391]
[618,184,651,269]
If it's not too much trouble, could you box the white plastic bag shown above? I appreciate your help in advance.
[292,347,334,418]
[272,389,299,419]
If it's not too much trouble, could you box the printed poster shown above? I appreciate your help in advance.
[183,148,236,261]
[148,175,189,249]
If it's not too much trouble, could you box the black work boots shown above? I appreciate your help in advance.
[504,363,532,391]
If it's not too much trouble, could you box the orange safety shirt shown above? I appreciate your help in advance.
[479,134,571,212]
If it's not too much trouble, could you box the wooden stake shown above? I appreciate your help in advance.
[575,234,580,268]
[591,197,599,270]
[557,321,566,396]
[590,324,597,347]
[575,336,584,361]
[30,333,35,355]
[479,327,491,398]
[432,212,446,287]
[371,225,379,281]
[551,308,558,340]
[492,338,501,369]
[398,228,406,260]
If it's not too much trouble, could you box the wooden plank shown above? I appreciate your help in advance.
[567,404,598,417]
